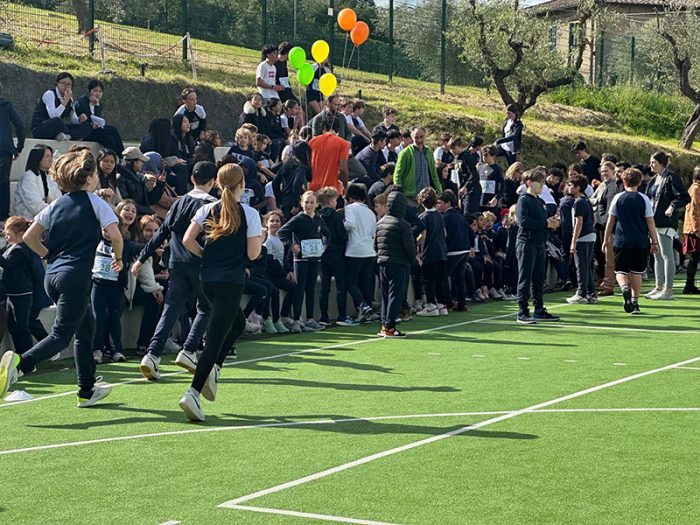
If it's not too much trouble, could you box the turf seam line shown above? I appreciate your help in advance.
[1,407,699,456]
[219,353,700,507]
[224,504,403,525]
[1,304,575,409]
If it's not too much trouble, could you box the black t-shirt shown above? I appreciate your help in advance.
[572,196,595,238]
[582,155,601,182]
[274,60,298,103]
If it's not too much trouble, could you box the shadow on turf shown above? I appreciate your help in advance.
[220,377,459,392]
[27,404,536,440]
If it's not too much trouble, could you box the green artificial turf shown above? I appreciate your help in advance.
[0,291,698,524]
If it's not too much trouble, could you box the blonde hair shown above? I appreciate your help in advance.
[51,150,95,192]
[206,164,244,241]
[301,190,316,202]
[505,162,525,181]
[235,128,253,144]
[482,211,497,223]
[316,186,339,208]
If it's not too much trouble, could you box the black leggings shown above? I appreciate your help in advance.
[267,275,298,319]
[293,260,319,319]
[192,282,244,393]
[243,277,269,317]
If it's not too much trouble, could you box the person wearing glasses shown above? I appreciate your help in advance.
[30,72,93,142]
[309,94,351,141]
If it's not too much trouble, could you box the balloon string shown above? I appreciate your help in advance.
[342,33,349,69]
[347,45,357,74]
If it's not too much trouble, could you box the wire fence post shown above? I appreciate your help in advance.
[388,0,394,82]
[630,35,635,83]
[262,0,268,46]
[181,0,188,61]
[88,0,95,55]
[440,0,446,94]
[597,30,605,87]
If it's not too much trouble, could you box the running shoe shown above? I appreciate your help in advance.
[437,303,449,316]
[0,351,21,398]
[337,316,361,326]
[179,388,205,422]
[566,293,588,304]
[516,311,537,325]
[164,338,181,354]
[175,349,198,374]
[416,304,439,316]
[630,303,641,315]
[139,353,161,380]
[381,327,407,338]
[534,309,560,322]
[93,350,103,364]
[303,319,325,331]
[274,319,289,333]
[622,287,633,313]
[262,318,278,334]
[201,364,220,402]
[644,288,662,299]
[587,294,600,304]
[357,304,373,323]
[289,320,302,333]
[77,385,112,408]
[650,290,674,300]
[112,352,126,363]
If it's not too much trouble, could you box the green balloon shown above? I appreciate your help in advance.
[288,46,306,70]
[297,63,314,86]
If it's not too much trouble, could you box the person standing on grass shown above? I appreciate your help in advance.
[590,161,619,296]
[603,168,659,314]
[133,161,218,381]
[308,115,349,194]
[0,150,123,407]
[515,168,560,324]
[573,141,601,183]
[565,173,598,305]
[394,126,441,204]
[179,163,262,422]
[0,86,25,222]
[644,151,690,301]
[682,166,700,294]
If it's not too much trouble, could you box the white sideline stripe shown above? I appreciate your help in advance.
[676,366,700,371]
[226,505,403,525]
[219,354,700,507]
[158,521,181,525]
[0,307,540,409]
[2,405,699,456]
[517,357,531,360]
[564,360,578,363]
[489,320,700,334]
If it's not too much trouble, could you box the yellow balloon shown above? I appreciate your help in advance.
[311,40,330,64]
[319,73,337,97]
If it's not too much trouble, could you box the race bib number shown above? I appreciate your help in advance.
[301,239,323,259]
[92,254,117,281]
[450,169,460,185]
[312,79,320,91]
[480,180,496,194]
[280,77,290,88]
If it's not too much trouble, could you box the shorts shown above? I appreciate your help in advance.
[613,247,648,275]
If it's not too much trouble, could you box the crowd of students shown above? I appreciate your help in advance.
[0,45,699,420]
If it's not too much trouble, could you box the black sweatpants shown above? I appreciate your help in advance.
[267,275,298,319]
[192,282,244,393]
[6,294,47,355]
[345,256,374,310]
[320,252,347,319]
[421,260,447,305]
[380,262,407,330]
[293,260,319,320]
[516,242,545,314]
[0,151,12,221]
[444,254,467,308]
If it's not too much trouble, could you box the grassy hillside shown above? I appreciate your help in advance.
[2,2,700,176]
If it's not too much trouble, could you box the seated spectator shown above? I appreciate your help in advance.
[272,141,311,219]
[372,107,399,136]
[95,148,123,206]
[174,87,207,143]
[306,60,333,116]
[30,72,92,141]
[74,79,125,155]
[264,98,287,162]
[281,99,301,135]
[0,86,25,221]
[117,147,163,216]
[14,144,61,220]
[140,117,189,195]
[433,132,455,165]
[201,130,223,148]
[355,131,387,187]
[253,133,276,182]
[340,98,369,153]
[143,151,178,219]
[438,162,459,195]
[238,93,269,135]
[368,163,395,209]
[172,113,195,163]
[192,143,215,165]
[228,128,255,162]
[309,95,351,141]
[1,216,49,355]
[381,129,401,165]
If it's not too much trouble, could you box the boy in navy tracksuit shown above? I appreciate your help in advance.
[415,187,448,316]
[316,187,350,325]
[134,161,217,380]
[515,169,560,324]
[375,190,416,337]
[437,190,470,311]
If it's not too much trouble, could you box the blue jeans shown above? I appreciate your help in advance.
[19,271,97,392]
[148,263,211,357]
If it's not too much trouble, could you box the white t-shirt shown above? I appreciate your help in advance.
[256,61,279,100]
[265,181,275,198]
[193,201,262,238]
[280,113,289,129]
[501,120,514,153]
[264,234,285,264]
[344,202,377,258]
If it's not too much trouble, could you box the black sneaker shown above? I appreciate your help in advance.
[630,302,641,315]
[622,287,633,313]
[517,311,537,324]
[357,304,373,323]
[534,309,560,322]
[682,286,700,295]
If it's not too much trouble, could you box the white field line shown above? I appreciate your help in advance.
[219,354,700,507]
[0,306,552,409]
[225,505,403,525]
[1,405,699,457]
[676,366,700,371]
[501,321,700,334]
[157,521,181,525]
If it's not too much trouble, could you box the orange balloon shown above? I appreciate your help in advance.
[337,8,357,32]
[350,21,369,46]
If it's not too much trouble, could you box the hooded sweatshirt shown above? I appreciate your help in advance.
[375,191,416,266]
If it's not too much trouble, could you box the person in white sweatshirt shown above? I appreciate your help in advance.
[14,144,62,219]
[343,183,377,322]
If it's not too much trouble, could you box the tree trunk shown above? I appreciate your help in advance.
[680,104,700,149]
[72,0,90,33]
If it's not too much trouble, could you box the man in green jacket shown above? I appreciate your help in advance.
[310,94,351,141]
[394,125,441,200]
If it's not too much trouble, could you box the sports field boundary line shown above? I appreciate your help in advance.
[1,304,577,409]
[1,405,699,456]
[223,504,404,525]
[219,353,700,507]
[483,320,700,334]
[676,366,700,371]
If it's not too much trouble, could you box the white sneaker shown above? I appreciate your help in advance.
[566,293,588,304]
[416,304,439,317]
[201,364,220,402]
[262,318,278,334]
[179,388,205,422]
[644,288,662,299]
[650,290,674,300]
[303,319,324,331]
[175,349,197,374]
[77,385,112,408]
[437,303,449,316]
[112,352,126,363]
[249,312,263,326]
[0,351,21,398]
[245,320,262,335]
[49,351,62,361]
[139,354,161,380]
[289,320,302,333]
[164,338,181,354]
[274,319,289,333]
[476,289,487,301]
[93,350,103,364]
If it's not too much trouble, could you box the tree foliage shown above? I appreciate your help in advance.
[449,0,603,114]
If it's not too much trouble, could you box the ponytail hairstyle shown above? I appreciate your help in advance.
[206,163,244,241]
[51,149,96,192]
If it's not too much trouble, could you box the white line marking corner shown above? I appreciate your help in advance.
[221,504,403,525]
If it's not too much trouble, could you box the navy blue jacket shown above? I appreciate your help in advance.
[516,193,548,246]
[0,98,25,155]
[442,207,470,254]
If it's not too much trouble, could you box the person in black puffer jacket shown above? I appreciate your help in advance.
[317,186,349,324]
[273,141,311,219]
[375,190,416,337]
